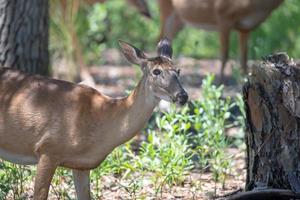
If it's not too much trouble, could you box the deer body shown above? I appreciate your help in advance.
[170,0,282,30]
[0,68,157,169]
[158,0,284,78]
[0,39,187,200]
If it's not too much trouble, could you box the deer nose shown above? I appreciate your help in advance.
[175,91,188,105]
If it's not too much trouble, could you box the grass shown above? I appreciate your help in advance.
[0,75,245,199]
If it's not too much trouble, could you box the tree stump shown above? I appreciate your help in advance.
[243,52,300,193]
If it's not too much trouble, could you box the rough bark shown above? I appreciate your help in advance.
[0,0,49,76]
[243,53,300,193]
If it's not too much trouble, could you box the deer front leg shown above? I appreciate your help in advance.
[158,0,183,41]
[73,169,91,200]
[238,30,249,74]
[158,0,173,39]
[163,12,184,41]
[219,28,230,82]
[33,154,57,200]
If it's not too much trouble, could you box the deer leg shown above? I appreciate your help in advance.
[219,29,230,82]
[73,169,91,200]
[158,0,183,41]
[158,0,173,39]
[33,155,57,200]
[239,31,249,74]
[164,12,184,41]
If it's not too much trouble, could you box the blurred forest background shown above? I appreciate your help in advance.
[50,0,300,68]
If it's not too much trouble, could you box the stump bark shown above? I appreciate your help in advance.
[244,53,300,193]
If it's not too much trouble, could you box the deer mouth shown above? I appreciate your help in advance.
[174,91,188,106]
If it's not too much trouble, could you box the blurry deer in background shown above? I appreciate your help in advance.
[0,38,188,200]
[54,0,150,82]
[158,0,284,80]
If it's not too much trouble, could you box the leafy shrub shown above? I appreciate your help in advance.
[155,75,235,185]
[0,162,33,200]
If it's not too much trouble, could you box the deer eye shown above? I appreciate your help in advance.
[177,69,181,75]
[152,69,162,76]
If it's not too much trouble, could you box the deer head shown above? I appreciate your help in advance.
[119,38,188,105]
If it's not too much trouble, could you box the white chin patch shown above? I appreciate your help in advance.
[157,93,173,103]
[159,100,172,111]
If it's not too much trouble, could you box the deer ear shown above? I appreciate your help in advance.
[119,40,147,65]
[157,37,172,59]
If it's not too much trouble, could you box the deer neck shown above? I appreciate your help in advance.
[109,75,159,144]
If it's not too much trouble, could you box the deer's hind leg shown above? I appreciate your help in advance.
[239,30,249,74]
[219,28,231,82]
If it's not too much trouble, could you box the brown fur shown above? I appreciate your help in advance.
[158,0,284,79]
[0,67,157,199]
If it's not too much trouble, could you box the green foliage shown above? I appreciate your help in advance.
[0,162,33,200]
[51,168,74,199]
[91,75,244,196]
[156,75,234,186]
[249,0,300,58]
[139,131,193,186]
[49,0,300,74]
[78,0,160,64]
[60,0,300,64]
[49,0,77,62]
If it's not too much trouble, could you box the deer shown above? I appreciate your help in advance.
[0,38,188,200]
[157,0,284,80]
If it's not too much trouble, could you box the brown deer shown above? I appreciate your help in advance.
[158,0,284,79]
[0,38,188,200]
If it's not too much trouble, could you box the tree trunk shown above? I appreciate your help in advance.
[244,53,300,193]
[0,0,49,76]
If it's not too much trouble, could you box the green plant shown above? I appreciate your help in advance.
[0,162,13,199]
[0,161,33,200]
[51,168,73,200]
[154,75,236,187]
[118,177,144,199]
[49,0,300,70]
